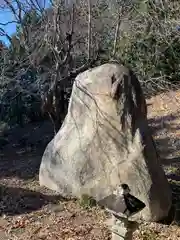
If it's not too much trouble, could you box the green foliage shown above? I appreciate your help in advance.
[0,8,43,126]
[0,61,42,126]
[1,0,180,128]
[16,9,41,38]
[116,0,180,96]
[79,194,97,209]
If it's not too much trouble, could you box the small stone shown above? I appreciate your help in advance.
[46,203,64,213]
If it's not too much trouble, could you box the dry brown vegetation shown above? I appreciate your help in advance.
[0,89,180,239]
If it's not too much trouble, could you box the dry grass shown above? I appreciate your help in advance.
[1,90,180,239]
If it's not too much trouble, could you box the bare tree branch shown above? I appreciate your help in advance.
[0,27,12,44]
[87,0,91,59]
[112,6,122,57]
[60,3,75,66]
[0,20,19,26]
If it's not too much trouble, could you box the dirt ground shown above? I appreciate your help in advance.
[1,90,180,239]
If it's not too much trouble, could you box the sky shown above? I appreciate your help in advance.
[0,9,17,45]
[0,0,52,45]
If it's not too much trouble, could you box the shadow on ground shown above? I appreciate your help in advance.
[148,113,180,225]
[1,112,180,223]
[0,185,64,216]
[148,113,180,167]
[0,121,54,180]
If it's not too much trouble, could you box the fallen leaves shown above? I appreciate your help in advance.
[1,90,180,239]
[12,216,30,229]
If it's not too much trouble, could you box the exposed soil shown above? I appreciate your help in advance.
[1,90,180,239]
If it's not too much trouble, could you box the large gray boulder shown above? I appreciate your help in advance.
[39,62,172,221]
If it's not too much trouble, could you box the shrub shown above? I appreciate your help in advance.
[117,0,180,96]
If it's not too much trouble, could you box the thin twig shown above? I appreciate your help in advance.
[87,0,92,60]
[112,6,122,57]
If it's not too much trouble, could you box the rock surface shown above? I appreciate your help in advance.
[39,62,172,221]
